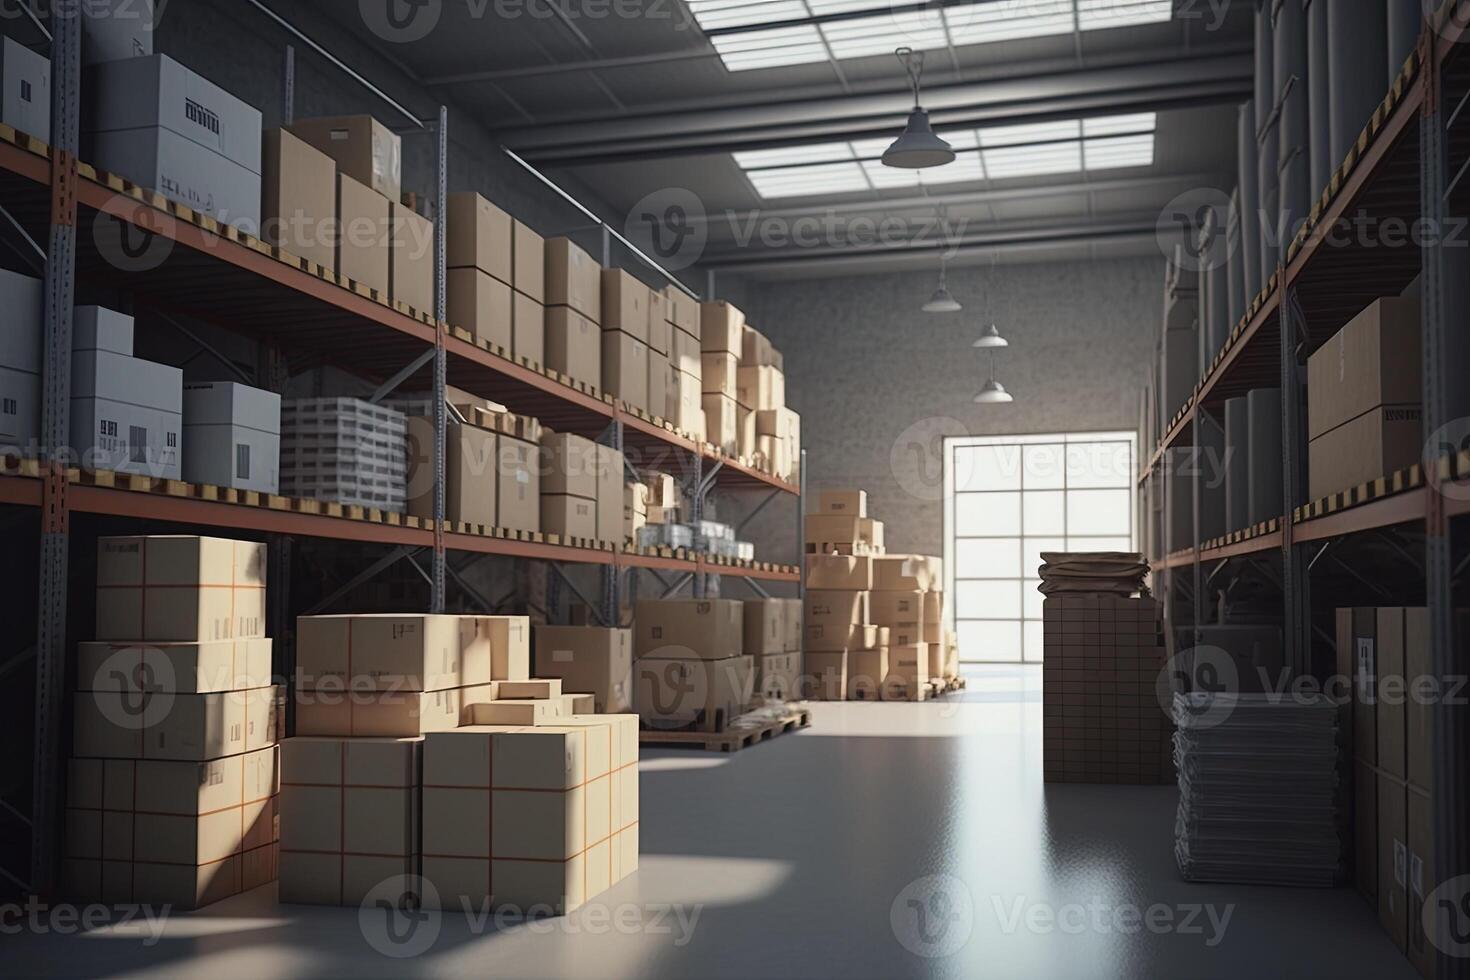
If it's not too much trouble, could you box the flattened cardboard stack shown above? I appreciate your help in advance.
[634,599,754,732]
[1041,591,1170,784]
[281,397,407,512]
[65,536,282,910]
[1173,693,1341,887]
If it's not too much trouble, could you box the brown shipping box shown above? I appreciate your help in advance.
[1306,296,1421,440]
[805,590,869,627]
[742,325,777,367]
[600,270,650,342]
[635,599,743,660]
[665,286,699,337]
[96,536,266,643]
[447,267,513,350]
[390,203,435,314]
[336,174,389,296]
[1308,405,1422,500]
[534,626,634,713]
[847,648,888,701]
[446,192,512,285]
[806,554,873,590]
[873,555,934,591]
[289,115,401,202]
[781,597,803,651]
[602,331,649,411]
[294,685,490,738]
[647,305,671,356]
[736,365,785,412]
[512,291,545,364]
[701,352,738,397]
[74,686,278,761]
[736,405,757,460]
[278,736,420,906]
[637,655,753,729]
[702,393,738,454]
[76,637,273,695]
[542,494,597,540]
[803,652,847,700]
[672,326,702,376]
[675,370,703,437]
[546,238,601,322]
[1356,759,1378,903]
[806,514,881,549]
[700,302,743,355]
[541,432,599,499]
[407,416,497,527]
[886,644,930,700]
[513,219,545,302]
[545,306,601,390]
[295,614,484,691]
[1408,788,1436,975]
[818,489,866,516]
[743,599,785,656]
[806,623,884,652]
[595,444,625,544]
[261,128,336,272]
[756,651,800,701]
[498,435,541,533]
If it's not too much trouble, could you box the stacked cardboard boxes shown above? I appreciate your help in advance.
[1041,595,1171,784]
[545,238,602,391]
[64,536,282,909]
[534,626,635,714]
[601,270,650,413]
[805,489,884,555]
[261,127,337,272]
[540,431,601,542]
[870,555,948,699]
[1337,607,1435,977]
[804,553,887,701]
[695,301,800,477]
[666,287,704,438]
[281,397,407,512]
[446,193,513,350]
[634,599,753,731]
[745,598,802,702]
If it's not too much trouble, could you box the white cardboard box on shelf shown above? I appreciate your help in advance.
[182,382,281,494]
[83,55,263,231]
[74,306,135,356]
[2,36,49,143]
[0,268,41,447]
[71,350,182,480]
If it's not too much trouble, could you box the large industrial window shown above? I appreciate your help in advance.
[943,432,1137,663]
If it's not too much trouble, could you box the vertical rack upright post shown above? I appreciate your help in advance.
[431,105,448,611]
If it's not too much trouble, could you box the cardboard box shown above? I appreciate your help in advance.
[756,406,798,440]
[636,655,753,729]
[1308,406,1422,499]
[1307,297,1421,440]
[86,55,263,230]
[806,554,873,590]
[869,591,926,644]
[602,331,648,411]
[671,326,702,377]
[295,614,486,692]
[545,306,602,390]
[71,349,183,480]
[498,434,540,533]
[743,599,785,656]
[74,686,277,761]
[391,203,435,314]
[742,325,777,368]
[755,651,800,701]
[805,514,881,550]
[482,616,531,681]
[289,115,401,203]
[846,648,888,701]
[700,302,743,355]
[702,393,738,454]
[542,494,597,539]
[805,590,868,627]
[336,173,391,295]
[294,686,486,738]
[781,598,803,651]
[67,749,276,844]
[665,287,698,337]
[546,238,601,322]
[675,370,703,436]
[886,644,930,700]
[76,637,272,695]
[803,652,847,700]
[872,555,933,591]
[647,347,670,420]
[1356,759,1378,903]
[445,192,512,283]
[81,0,153,66]
[182,382,281,494]
[635,599,744,660]
[534,626,634,713]
[736,365,785,412]
[806,623,884,652]
[261,128,336,272]
[595,443,625,544]
[1379,771,1409,952]
[647,306,671,356]
[407,415,497,526]
[924,590,945,626]
[0,267,41,444]
[278,736,420,906]
[447,267,512,349]
[513,220,545,302]
[513,292,545,364]
[701,352,738,397]
[818,489,867,517]
[601,270,650,342]
[1377,607,1408,781]
[96,536,265,642]
[541,432,599,499]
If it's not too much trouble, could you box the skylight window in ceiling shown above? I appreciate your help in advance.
[735,112,1156,199]
[687,0,1172,72]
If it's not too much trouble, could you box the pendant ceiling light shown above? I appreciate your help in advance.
[922,255,962,313]
[972,323,1008,348]
[882,48,955,170]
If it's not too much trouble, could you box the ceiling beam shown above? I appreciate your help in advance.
[500,51,1252,165]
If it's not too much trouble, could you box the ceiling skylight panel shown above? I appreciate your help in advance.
[805,0,895,15]
[686,0,809,30]
[979,119,1081,148]
[982,141,1083,178]
[1082,133,1155,170]
[710,26,829,70]
[1081,112,1157,136]
[734,141,855,168]
[822,11,948,60]
[945,0,1075,45]
[745,161,871,197]
[1077,0,1173,31]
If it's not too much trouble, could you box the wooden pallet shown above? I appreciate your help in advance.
[639,704,811,752]
[925,675,968,698]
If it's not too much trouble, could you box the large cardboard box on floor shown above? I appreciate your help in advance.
[884,644,930,701]
[448,267,513,349]
[289,115,402,203]
[96,536,266,643]
[546,238,601,322]
[755,651,800,701]
[601,270,650,343]
[806,554,873,590]
[700,302,743,355]
[545,306,601,390]
[803,651,847,700]
[278,736,421,906]
[637,655,753,730]
[781,598,803,650]
[743,599,785,656]
[407,415,498,526]
[534,626,634,713]
[261,128,336,271]
[498,433,541,533]
[634,599,744,660]
[336,173,390,295]
[846,648,889,701]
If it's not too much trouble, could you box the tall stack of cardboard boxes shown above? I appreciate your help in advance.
[65,535,282,909]
[601,269,650,414]
[545,238,603,392]
[445,193,546,364]
[634,599,754,732]
[695,301,800,479]
[1337,606,1434,978]
[870,555,948,700]
[804,553,887,701]
[666,288,704,439]
[744,598,803,702]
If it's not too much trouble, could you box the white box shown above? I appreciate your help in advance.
[183,382,281,493]
[74,306,134,356]
[71,350,182,478]
[2,37,49,143]
[0,267,42,373]
[84,55,262,230]
[0,367,38,448]
[81,0,154,66]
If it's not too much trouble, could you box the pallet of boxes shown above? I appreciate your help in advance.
[1039,553,1171,784]
[65,535,283,909]
[279,613,638,914]
[698,300,801,479]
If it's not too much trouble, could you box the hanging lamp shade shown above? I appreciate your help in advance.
[882,108,956,169]
[972,323,1008,348]
[974,378,1013,404]
[923,283,962,313]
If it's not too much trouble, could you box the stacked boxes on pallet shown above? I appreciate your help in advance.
[805,488,884,556]
[870,554,948,699]
[745,598,802,702]
[281,397,407,512]
[1337,607,1435,977]
[401,395,543,535]
[1041,594,1171,784]
[634,599,753,732]
[601,269,650,413]
[665,288,704,439]
[545,238,602,391]
[445,193,546,364]
[697,301,800,477]
[804,552,886,701]
[64,536,282,909]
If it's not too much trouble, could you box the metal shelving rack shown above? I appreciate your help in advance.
[1140,10,1470,978]
[0,4,802,899]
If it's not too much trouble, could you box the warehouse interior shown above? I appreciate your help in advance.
[0,1,1463,977]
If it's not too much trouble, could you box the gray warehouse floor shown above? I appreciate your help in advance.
[11,668,1415,979]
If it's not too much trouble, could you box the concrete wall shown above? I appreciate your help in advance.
[737,256,1163,557]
